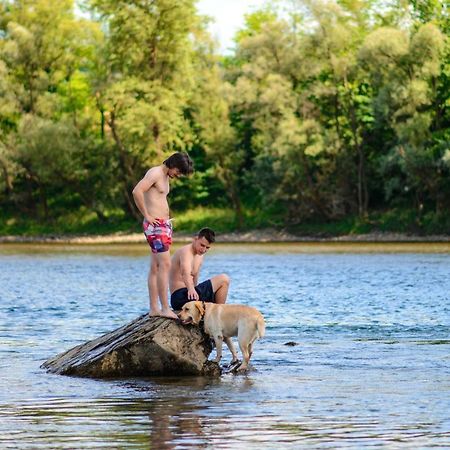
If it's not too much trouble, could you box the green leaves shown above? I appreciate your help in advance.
[0,0,448,229]
[15,115,78,181]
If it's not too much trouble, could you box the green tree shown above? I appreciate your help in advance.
[0,0,104,217]
[0,59,19,197]
[88,0,200,218]
[191,64,245,226]
[361,22,447,214]
[228,1,376,221]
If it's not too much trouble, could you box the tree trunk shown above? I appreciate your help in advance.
[299,151,330,219]
[38,181,49,220]
[95,93,105,140]
[0,156,13,195]
[232,191,244,230]
[107,110,141,220]
[220,170,244,229]
[349,102,368,217]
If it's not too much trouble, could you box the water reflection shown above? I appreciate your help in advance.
[2,377,257,449]
[3,395,449,449]
[1,368,450,448]
[123,377,219,449]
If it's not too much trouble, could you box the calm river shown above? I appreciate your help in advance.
[0,242,449,448]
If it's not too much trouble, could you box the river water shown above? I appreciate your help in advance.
[0,242,449,449]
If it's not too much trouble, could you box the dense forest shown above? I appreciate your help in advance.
[0,0,449,235]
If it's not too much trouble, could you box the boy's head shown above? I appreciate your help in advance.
[197,227,216,244]
[193,227,216,255]
[163,152,194,176]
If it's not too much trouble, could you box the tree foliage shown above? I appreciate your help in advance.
[0,0,448,232]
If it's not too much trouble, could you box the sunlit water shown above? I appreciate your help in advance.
[0,243,449,449]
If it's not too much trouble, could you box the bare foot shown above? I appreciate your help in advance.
[160,308,179,320]
[149,309,162,317]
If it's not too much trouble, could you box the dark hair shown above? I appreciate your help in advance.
[197,227,215,243]
[163,152,193,175]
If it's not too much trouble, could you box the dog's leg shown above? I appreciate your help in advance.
[237,329,260,371]
[237,349,249,371]
[212,335,223,363]
[237,338,250,371]
[224,337,239,364]
[248,341,254,360]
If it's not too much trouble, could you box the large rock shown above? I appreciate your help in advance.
[41,315,220,377]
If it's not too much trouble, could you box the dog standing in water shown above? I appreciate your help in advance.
[178,301,265,371]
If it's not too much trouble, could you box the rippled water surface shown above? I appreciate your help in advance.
[1,242,449,449]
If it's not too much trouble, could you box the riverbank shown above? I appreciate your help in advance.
[2,206,449,243]
[1,229,449,244]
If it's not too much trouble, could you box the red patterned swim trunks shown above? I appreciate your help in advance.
[143,219,173,254]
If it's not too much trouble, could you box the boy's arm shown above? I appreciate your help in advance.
[180,251,199,301]
[192,260,202,286]
[132,170,159,225]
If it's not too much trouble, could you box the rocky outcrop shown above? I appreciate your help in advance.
[41,314,220,377]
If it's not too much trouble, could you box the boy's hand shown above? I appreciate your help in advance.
[187,288,199,300]
[146,216,160,226]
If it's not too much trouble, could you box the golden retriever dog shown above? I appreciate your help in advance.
[178,301,265,371]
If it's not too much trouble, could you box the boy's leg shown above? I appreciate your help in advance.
[148,255,162,316]
[210,273,230,304]
[155,251,178,319]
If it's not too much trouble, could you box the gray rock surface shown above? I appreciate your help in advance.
[41,314,220,377]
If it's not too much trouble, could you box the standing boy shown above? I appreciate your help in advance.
[132,152,193,318]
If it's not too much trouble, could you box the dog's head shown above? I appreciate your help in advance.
[178,301,205,325]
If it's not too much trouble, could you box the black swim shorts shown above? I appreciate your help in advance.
[170,280,215,311]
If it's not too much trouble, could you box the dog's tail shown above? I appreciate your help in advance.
[256,315,266,339]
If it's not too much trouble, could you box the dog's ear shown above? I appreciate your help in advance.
[194,301,205,321]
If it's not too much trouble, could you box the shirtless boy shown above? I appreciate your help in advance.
[169,227,230,311]
[132,152,193,318]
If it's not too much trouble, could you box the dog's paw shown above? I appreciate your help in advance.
[221,360,245,374]
[226,359,240,368]
[220,360,239,374]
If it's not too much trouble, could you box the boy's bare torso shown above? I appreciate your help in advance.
[170,245,204,293]
[144,166,170,219]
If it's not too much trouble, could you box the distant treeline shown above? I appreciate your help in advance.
[0,0,449,232]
